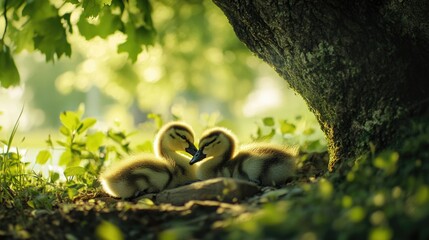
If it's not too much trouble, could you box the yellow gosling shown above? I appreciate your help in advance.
[99,153,174,199]
[153,121,198,185]
[190,127,297,186]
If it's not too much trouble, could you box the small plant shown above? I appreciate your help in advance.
[34,104,137,200]
[251,116,327,153]
[34,104,166,201]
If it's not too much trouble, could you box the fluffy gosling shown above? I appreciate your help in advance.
[99,154,174,199]
[190,127,296,186]
[153,121,198,185]
[99,122,197,198]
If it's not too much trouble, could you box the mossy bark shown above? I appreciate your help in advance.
[212,0,429,172]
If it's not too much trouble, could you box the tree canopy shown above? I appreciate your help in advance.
[1,0,155,87]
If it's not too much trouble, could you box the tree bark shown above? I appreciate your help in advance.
[212,0,429,172]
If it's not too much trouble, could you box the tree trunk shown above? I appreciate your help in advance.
[212,0,429,172]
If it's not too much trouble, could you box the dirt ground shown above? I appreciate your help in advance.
[1,185,290,239]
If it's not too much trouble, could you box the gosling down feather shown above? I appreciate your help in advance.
[99,153,174,199]
[189,127,297,186]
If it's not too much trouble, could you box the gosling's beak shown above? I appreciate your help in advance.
[189,150,206,165]
[185,143,198,156]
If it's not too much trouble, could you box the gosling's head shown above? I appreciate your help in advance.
[155,121,198,156]
[189,127,237,165]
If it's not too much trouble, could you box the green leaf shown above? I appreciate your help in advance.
[128,0,154,29]
[36,150,51,165]
[60,111,80,131]
[27,200,35,209]
[64,166,86,177]
[59,150,72,166]
[0,44,21,88]
[32,17,71,61]
[77,118,97,134]
[59,126,70,136]
[50,171,60,183]
[56,140,68,147]
[117,36,142,63]
[137,0,153,28]
[96,221,124,240]
[262,117,275,127]
[62,13,73,34]
[22,0,57,20]
[81,0,113,18]
[77,6,122,40]
[118,22,156,62]
[279,120,296,134]
[67,188,79,199]
[262,129,276,141]
[86,131,105,152]
[9,23,35,53]
[22,0,72,61]
[252,127,275,142]
[107,130,127,143]
[18,0,69,60]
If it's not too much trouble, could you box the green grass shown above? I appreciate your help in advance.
[1,107,26,207]
[1,105,429,239]
[0,108,62,212]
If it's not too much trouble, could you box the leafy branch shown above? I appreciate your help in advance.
[1,0,7,41]
[0,0,158,88]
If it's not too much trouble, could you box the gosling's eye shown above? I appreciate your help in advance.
[178,134,187,140]
[202,137,217,149]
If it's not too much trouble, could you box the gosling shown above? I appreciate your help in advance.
[153,121,198,185]
[99,153,174,199]
[99,121,197,198]
[189,127,297,186]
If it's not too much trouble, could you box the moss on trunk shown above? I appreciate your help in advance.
[213,0,429,172]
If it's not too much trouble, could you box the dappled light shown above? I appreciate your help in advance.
[1,0,429,239]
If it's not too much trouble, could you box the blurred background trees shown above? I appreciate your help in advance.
[0,0,320,146]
